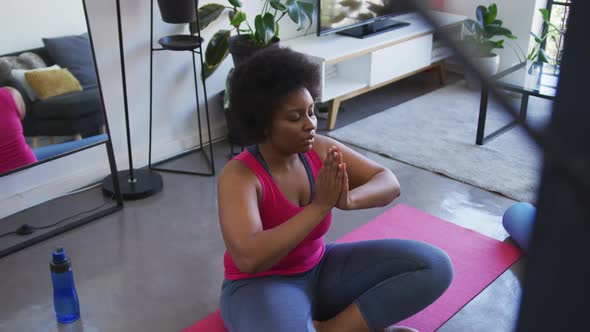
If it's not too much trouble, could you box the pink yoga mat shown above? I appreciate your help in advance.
[184,204,522,332]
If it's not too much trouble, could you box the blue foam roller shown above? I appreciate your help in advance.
[502,202,536,253]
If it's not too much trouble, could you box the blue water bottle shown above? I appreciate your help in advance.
[50,247,80,324]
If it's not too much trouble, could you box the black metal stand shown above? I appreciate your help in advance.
[230,143,245,158]
[148,0,215,176]
[102,0,163,200]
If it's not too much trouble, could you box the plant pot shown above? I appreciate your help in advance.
[224,107,259,147]
[156,0,196,24]
[465,53,500,90]
[228,35,280,68]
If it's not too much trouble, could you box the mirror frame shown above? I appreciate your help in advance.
[0,1,111,178]
[0,0,123,259]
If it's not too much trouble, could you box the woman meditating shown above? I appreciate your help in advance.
[217,47,453,332]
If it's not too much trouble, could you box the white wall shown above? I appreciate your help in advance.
[444,0,544,70]
[0,0,88,54]
[0,0,315,219]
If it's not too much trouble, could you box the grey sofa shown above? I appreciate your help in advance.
[0,37,103,138]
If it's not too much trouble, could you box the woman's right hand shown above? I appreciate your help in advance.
[312,146,343,211]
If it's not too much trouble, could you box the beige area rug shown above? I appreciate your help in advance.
[327,82,552,202]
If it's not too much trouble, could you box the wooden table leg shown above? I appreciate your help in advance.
[327,98,341,130]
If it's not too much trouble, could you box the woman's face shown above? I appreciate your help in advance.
[265,87,317,154]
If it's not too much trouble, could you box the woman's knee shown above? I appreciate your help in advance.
[418,242,453,294]
[220,279,315,332]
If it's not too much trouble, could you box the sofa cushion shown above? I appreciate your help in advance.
[25,68,83,100]
[33,88,101,120]
[11,65,61,100]
[42,33,97,89]
[0,52,47,83]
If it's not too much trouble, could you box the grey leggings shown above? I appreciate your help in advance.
[220,239,453,332]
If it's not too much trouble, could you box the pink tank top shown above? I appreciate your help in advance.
[223,146,331,280]
[0,87,37,173]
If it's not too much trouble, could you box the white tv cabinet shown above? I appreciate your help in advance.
[282,11,466,129]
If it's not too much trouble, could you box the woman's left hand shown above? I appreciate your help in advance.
[335,150,354,210]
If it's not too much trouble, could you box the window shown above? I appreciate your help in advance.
[544,0,570,64]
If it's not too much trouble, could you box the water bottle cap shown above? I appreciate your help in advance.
[52,247,68,263]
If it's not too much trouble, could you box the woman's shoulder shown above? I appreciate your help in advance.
[0,86,11,99]
[218,158,260,189]
[1,86,20,98]
[220,158,255,180]
[218,158,262,203]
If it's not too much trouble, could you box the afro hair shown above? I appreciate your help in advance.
[229,46,320,144]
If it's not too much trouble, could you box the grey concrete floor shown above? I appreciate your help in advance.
[0,71,525,332]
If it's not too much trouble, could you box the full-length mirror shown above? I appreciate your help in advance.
[0,0,107,176]
[0,0,123,259]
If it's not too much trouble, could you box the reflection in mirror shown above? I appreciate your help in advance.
[0,0,107,176]
[320,0,419,30]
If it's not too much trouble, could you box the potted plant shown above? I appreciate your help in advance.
[193,0,315,79]
[462,3,517,89]
[528,8,564,65]
[193,1,315,148]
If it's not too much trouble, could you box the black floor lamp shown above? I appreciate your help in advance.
[102,0,163,200]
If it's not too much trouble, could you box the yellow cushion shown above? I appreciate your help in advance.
[24,68,82,100]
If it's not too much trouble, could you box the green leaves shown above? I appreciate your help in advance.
[463,3,518,56]
[230,11,246,27]
[539,8,549,22]
[262,13,275,41]
[284,0,315,31]
[476,3,497,25]
[193,4,225,31]
[485,24,513,37]
[254,13,276,44]
[198,0,317,80]
[228,0,242,7]
[537,48,549,63]
[286,0,301,28]
[530,31,543,44]
[479,39,503,56]
[486,3,497,24]
[203,30,231,79]
[475,5,486,26]
[464,19,482,34]
[297,0,315,30]
[269,0,287,11]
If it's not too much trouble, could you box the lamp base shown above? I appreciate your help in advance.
[102,169,163,200]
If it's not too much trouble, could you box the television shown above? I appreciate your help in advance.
[318,0,418,38]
